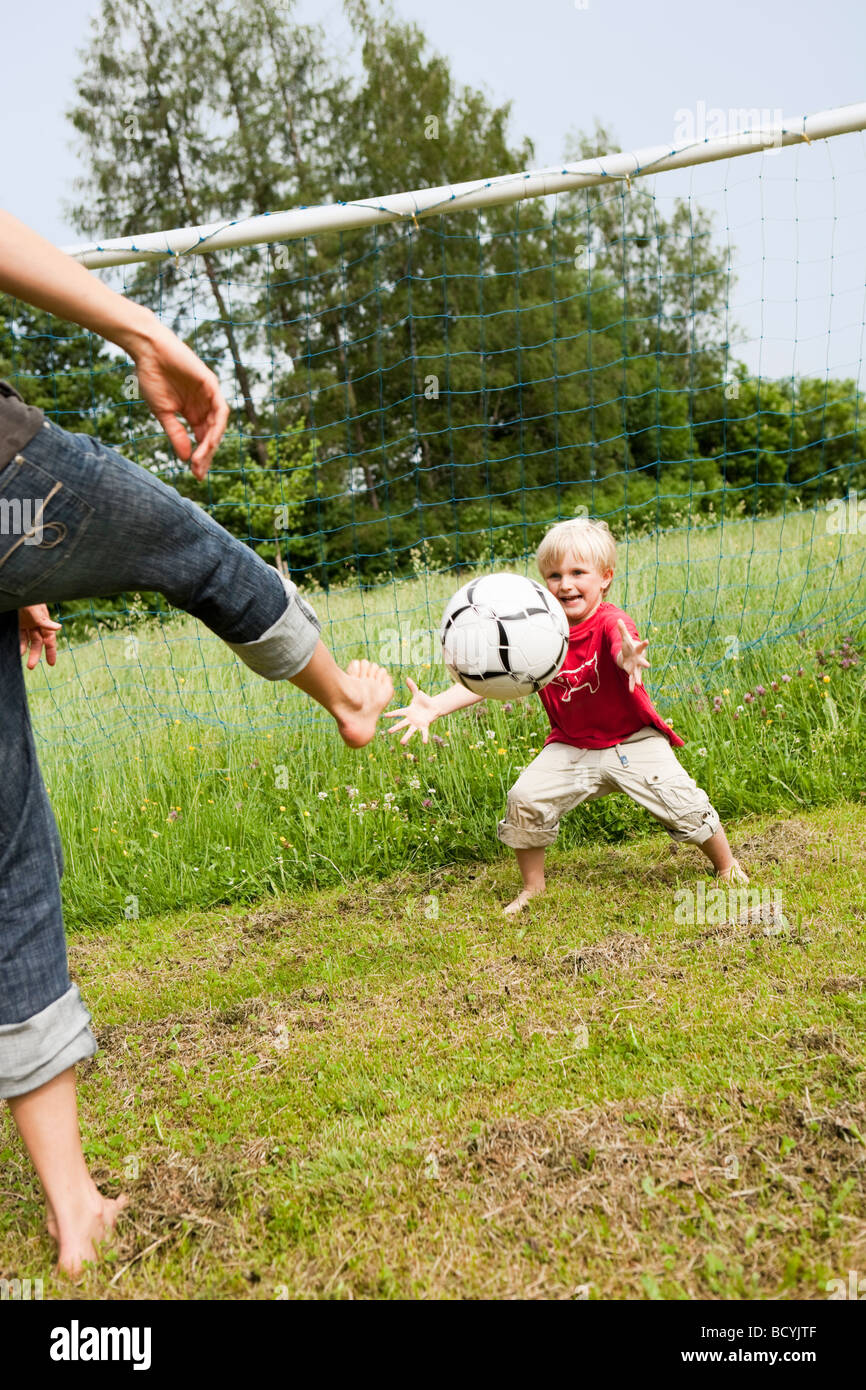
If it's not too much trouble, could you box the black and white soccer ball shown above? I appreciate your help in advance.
[440,572,570,700]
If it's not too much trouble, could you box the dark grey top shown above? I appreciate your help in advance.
[0,379,45,470]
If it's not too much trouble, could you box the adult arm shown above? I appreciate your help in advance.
[0,210,228,477]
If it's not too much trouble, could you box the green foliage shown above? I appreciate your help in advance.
[2,0,861,593]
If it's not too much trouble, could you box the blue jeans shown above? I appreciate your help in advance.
[0,421,321,1097]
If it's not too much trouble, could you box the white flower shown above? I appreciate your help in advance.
[384,792,395,802]
[485,730,496,739]
[736,705,745,713]
[426,787,436,795]
[775,703,784,711]
[318,790,328,800]
[698,747,707,756]
[345,786,359,799]
[409,776,421,789]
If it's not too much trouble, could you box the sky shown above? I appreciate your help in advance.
[4,0,866,380]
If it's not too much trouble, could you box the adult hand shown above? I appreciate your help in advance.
[0,213,229,478]
[19,605,62,670]
[384,677,438,744]
[616,618,650,692]
[130,324,229,480]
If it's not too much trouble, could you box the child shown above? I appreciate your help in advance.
[387,518,747,914]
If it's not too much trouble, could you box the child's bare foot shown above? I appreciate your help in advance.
[334,660,394,748]
[717,858,749,886]
[50,1188,129,1279]
[503,886,545,915]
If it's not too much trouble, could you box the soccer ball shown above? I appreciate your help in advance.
[440,572,570,700]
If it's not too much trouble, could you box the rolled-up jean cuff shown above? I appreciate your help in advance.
[496,818,560,850]
[224,577,321,681]
[0,984,97,1100]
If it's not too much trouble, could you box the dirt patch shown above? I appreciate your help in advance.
[556,933,649,979]
[822,976,866,995]
[431,1092,866,1296]
[737,819,818,867]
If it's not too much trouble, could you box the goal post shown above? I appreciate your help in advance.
[5,101,865,748]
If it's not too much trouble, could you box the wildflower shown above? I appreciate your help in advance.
[504,703,513,712]
[250,759,260,769]
[486,729,496,739]
[432,734,446,746]
[345,787,359,799]
[722,688,730,696]
[736,704,744,713]
[775,703,784,711]
[498,748,507,755]
[384,792,395,802]
[151,831,159,838]
[781,673,791,683]
[698,747,707,757]
[842,657,852,669]
[744,692,754,704]
[304,810,311,817]
[409,776,421,789]
[732,712,739,720]
[279,804,286,812]
[167,809,179,822]
[755,685,766,696]
[318,790,327,800]
[797,667,805,676]
[279,836,287,844]
[822,674,830,684]
[422,798,432,809]
[427,787,436,795]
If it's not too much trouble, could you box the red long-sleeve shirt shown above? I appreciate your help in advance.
[538,602,684,749]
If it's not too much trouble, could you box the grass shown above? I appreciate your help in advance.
[1,802,864,1299]
[4,507,865,1297]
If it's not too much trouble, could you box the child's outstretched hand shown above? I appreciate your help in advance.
[616,618,650,692]
[385,677,437,744]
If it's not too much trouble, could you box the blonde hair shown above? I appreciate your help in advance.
[536,517,617,593]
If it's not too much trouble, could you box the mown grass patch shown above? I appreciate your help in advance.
[1,803,863,1299]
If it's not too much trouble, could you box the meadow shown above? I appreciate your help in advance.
[1,505,865,1299]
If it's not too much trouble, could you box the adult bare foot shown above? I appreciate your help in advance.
[503,886,545,916]
[52,1190,129,1279]
[335,660,394,748]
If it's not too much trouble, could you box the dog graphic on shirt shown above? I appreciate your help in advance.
[549,650,600,702]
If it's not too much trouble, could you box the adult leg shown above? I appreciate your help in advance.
[8,1069,127,1277]
[0,612,120,1274]
[0,424,393,739]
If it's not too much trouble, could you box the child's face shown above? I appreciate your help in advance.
[543,549,613,625]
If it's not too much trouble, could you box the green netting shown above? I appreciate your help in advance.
[3,133,866,753]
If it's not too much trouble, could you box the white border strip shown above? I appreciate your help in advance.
[64,102,866,270]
